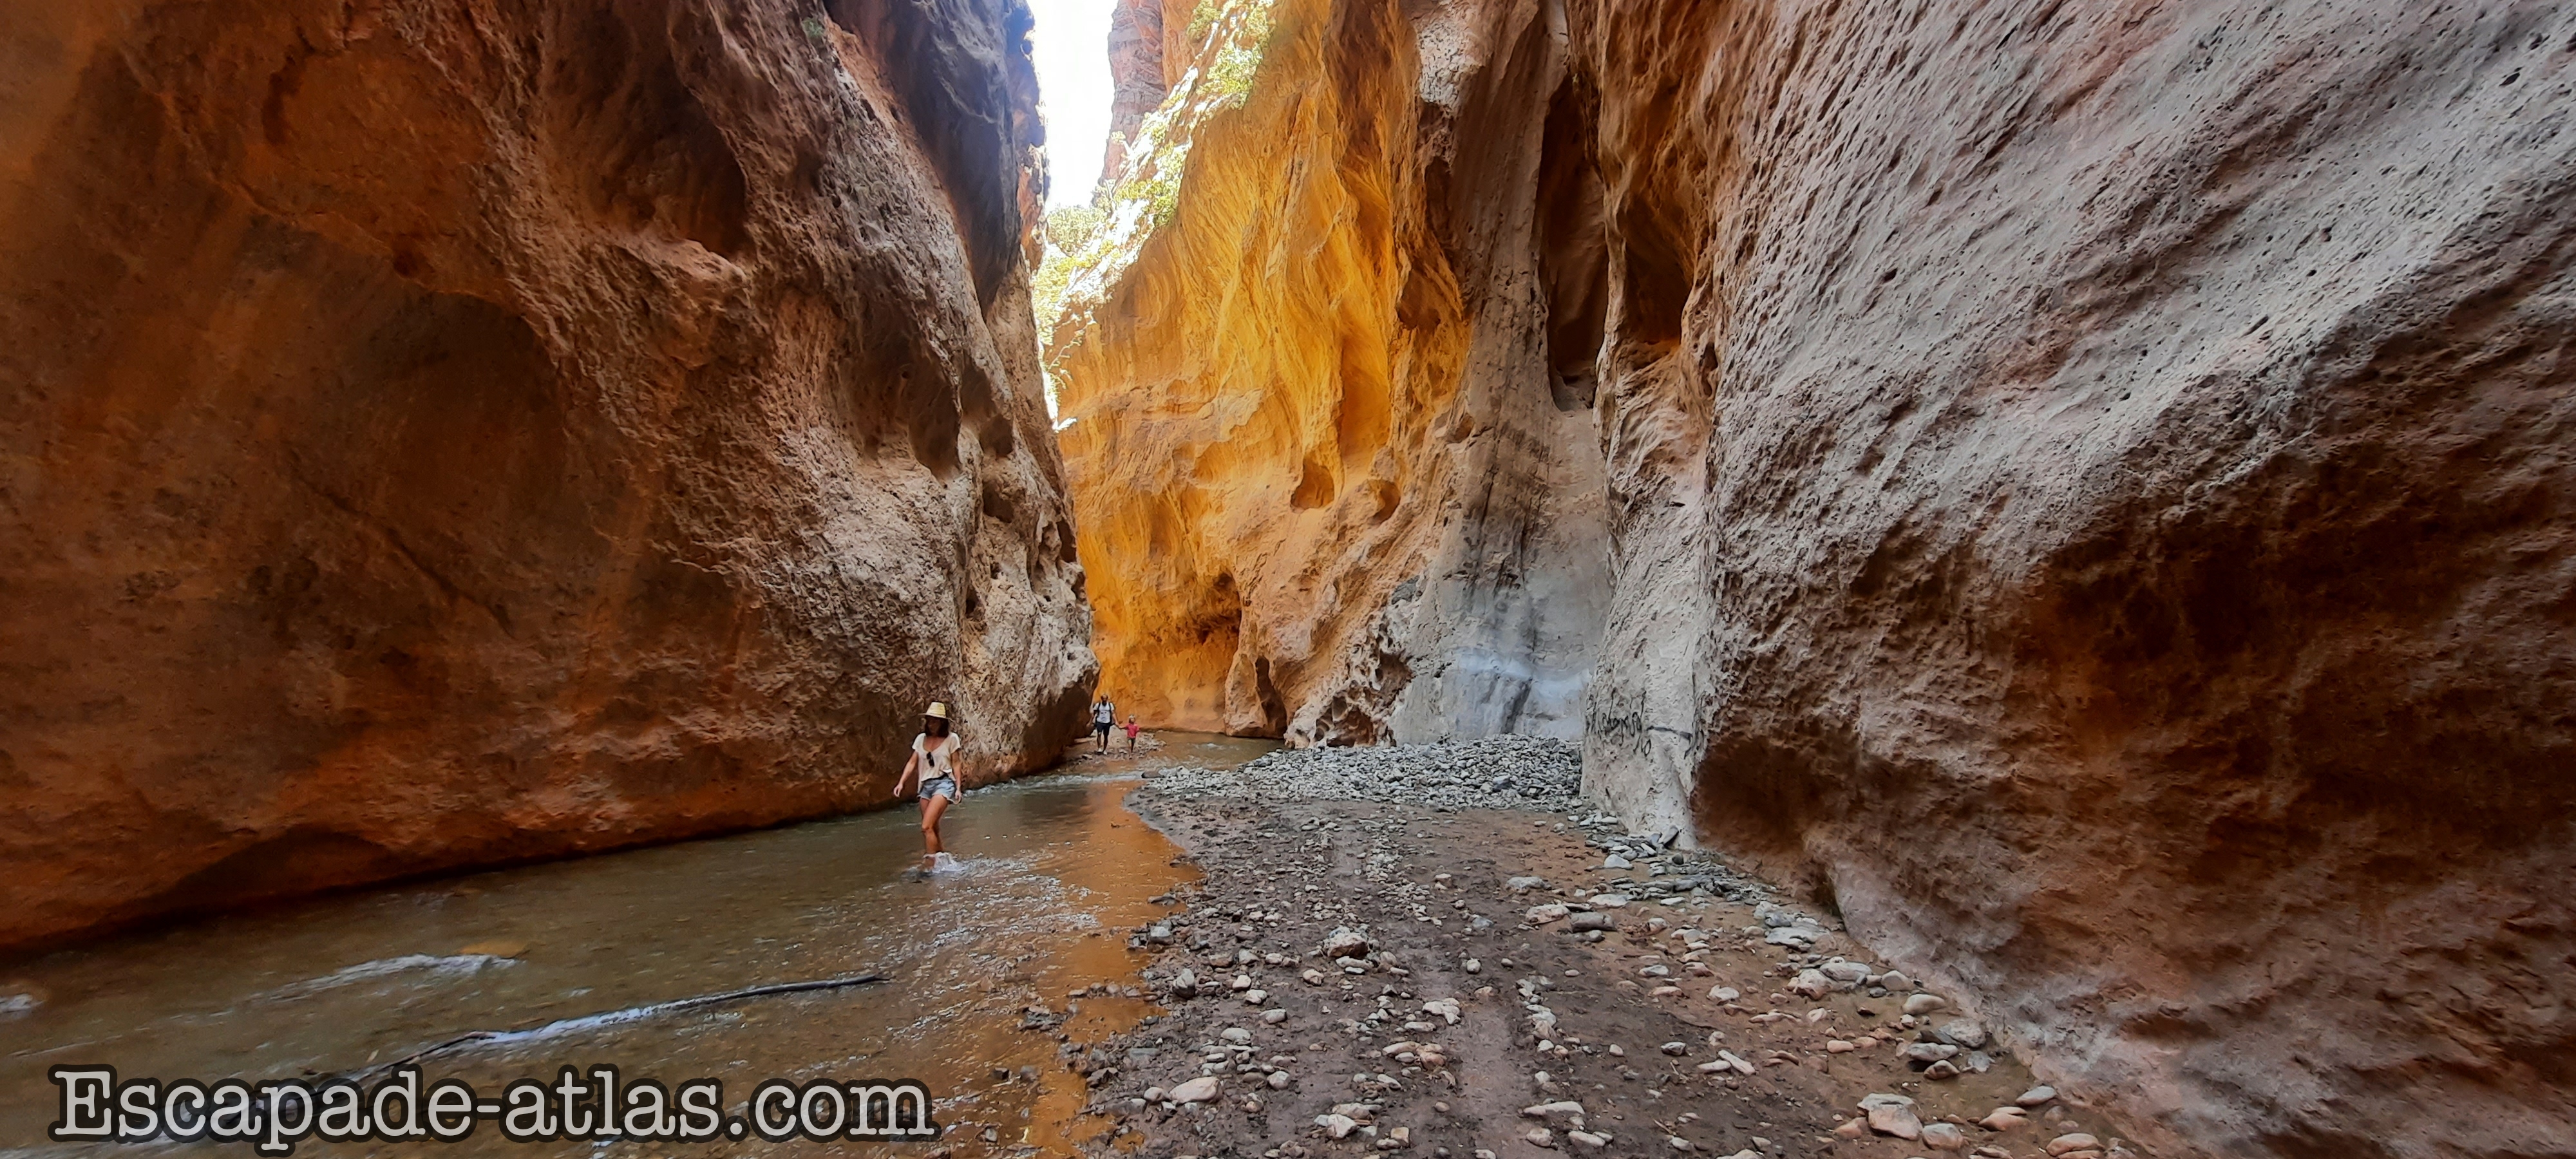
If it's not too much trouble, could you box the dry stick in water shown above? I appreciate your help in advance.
[330,972,889,1084]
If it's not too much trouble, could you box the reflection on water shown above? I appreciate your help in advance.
[0,733,1276,1156]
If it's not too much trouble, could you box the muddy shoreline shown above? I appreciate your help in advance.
[1050,768,2153,1159]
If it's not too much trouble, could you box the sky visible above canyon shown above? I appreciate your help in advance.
[1030,0,1117,207]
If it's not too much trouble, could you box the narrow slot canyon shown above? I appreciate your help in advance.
[1,1,2570,1158]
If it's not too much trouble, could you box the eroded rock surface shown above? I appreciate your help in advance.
[0,0,1091,949]
[1050,0,1607,742]
[1049,0,2576,1154]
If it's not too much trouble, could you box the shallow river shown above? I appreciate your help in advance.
[1,734,1276,1156]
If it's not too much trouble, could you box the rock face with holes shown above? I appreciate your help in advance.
[1049,0,1609,740]
[1571,3,2576,1156]
[0,0,1091,949]
[1051,0,2576,1154]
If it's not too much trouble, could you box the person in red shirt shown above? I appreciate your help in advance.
[1122,716,1142,751]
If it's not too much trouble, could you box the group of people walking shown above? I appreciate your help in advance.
[887,692,1144,869]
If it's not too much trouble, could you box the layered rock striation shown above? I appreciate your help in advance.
[0,0,1092,950]
[1050,0,2576,1154]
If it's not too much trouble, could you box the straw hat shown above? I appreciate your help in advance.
[923,701,952,721]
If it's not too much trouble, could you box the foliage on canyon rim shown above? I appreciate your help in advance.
[1031,0,1277,346]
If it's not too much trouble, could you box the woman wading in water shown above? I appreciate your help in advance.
[891,701,963,872]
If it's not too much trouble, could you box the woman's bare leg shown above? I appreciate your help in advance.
[919,793,952,863]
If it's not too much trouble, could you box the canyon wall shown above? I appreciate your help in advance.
[0,0,1093,950]
[1050,0,1608,741]
[1051,0,2576,1154]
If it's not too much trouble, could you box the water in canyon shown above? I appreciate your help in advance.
[0,734,1278,1156]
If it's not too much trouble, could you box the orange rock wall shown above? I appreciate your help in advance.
[1054,0,2576,1153]
[1052,0,1609,741]
[0,0,1094,950]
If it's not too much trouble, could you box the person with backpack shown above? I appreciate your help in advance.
[892,701,964,871]
[1091,695,1116,753]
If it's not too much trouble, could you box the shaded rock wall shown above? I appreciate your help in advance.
[0,0,1093,950]
[1577,3,2576,1155]
[1052,0,2576,1153]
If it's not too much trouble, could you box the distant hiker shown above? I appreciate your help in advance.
[1092,695,1116,753]
[892,701,962,871]
[1123,716,1142,751]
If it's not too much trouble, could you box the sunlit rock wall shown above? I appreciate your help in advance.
[1054,0,2576,1154]
[1048,0,1608,742]
[0,0,1094,950]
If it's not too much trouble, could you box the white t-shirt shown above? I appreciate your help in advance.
[914,733,960,780]
[1094,701,1115,725]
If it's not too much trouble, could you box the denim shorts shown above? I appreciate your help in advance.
[918,776,958,802]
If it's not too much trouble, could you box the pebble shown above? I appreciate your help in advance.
[1708,986,1741,1003]
[1528,904,1572,925]
[1819,961,1871,986]
[1569,912,1616,932]
[2016,1086,2058,1107]
[1859,1093,1922,1140]
[1170,1076,1220,1104]
[1602,855,1633,869]
[1151,736,1586,811]
[1924,1060,1961,1080]
[1920,1123,1966,1151]
[1325,928,1373,959]
[1526,1129,1557,1149]
[1264,1008,1289,1024]
[1660,1041,1688,1055]
[1566,1130,1609,1149]
[1222,1028,1253,1044]
[1978,1107,2029,1132]
[1903,994,1948,1015]
[1508,876,1549,892]
[1268,1071,1293,1089]
[1935,1020,1989,1049]
[2046,1136,2102,1156]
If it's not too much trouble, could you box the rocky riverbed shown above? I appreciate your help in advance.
[1022,743,2156,1158]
